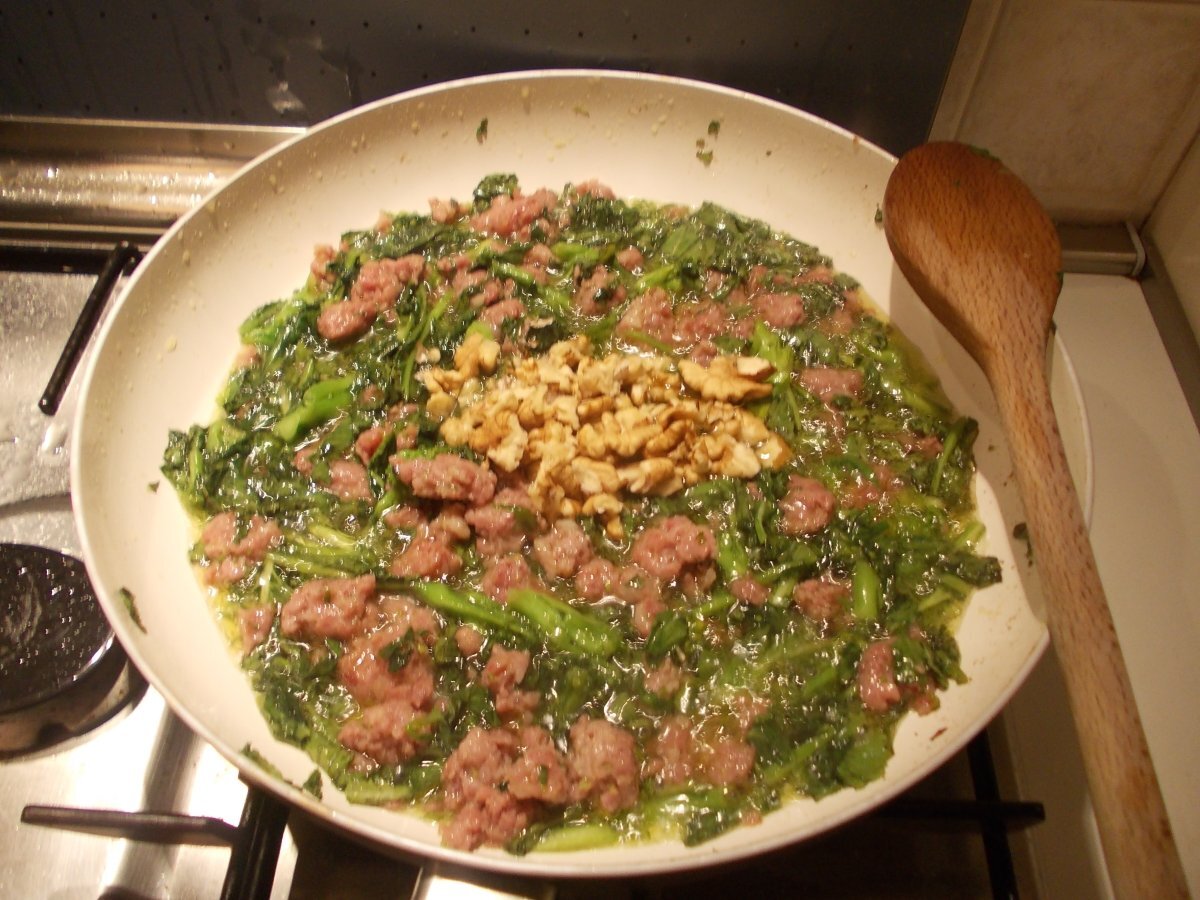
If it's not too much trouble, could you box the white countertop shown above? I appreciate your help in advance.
[1003,273,1200,898]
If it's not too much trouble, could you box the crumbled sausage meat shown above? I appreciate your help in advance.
[567,717,640,814]
[280,574,375,641]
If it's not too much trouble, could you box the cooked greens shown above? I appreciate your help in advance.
[163,175,998,853]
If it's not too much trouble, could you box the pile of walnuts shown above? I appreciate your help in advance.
[425,333,789,538]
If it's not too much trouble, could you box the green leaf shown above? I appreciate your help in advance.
[837,730,891,787]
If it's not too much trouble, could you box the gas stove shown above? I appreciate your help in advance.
[1,117,1196,899]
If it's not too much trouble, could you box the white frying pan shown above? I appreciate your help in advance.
[71,70,1089,878]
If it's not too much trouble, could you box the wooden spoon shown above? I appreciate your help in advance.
[883,142,1189,900]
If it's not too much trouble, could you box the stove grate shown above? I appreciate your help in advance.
[21,731,1043,900]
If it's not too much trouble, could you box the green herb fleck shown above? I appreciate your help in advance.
[707,119,721,137]
[241,743,284,779]
[301,769,323,799]
[380,629,417,672]
[118,587,146,633]
[874,205,883,224]
[476,118,489,143]
[696,148,714,167]
[148,481,160,493]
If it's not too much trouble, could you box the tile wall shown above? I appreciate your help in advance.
[934,0,1200,338]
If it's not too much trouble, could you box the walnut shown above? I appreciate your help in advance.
[425,390,458,421]
[644,419,691,456]
[453,330,501,379]
[571,457,622,496]
[608,407,661,457]
[734,356,775,380]
[516,385,549,430]
[618,457,681,494]
[548,395,581,431]
[582,492,623,518]
[731,409,772,443]
[711,439,763,479]
[679,356,774,402]
[419,367,464,396]
[577,394,616,420]
[482,409,528,472]
[758,434,791,467]
[576,423,610,460]
[575,357,621,399]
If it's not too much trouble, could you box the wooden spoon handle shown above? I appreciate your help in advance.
[991,357,1190,899]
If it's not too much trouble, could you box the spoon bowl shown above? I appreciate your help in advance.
[883,143,1060,371]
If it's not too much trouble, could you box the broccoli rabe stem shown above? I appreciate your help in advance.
[398,289,451,398]
[274,523,383,577]
[390,581,624,657]
[758,732,824,788]
[851,558,881,621]
[749,634,828,680]
[645,610,689,659]
[463,319,495,342]
[930,418,967,497]
[879,373,944,419]
[767,574,799,608]
[273,376,354,442]
[257,556,277,608]
[635,263,679,293]
[489,260,537,289]
[399,581,532,639]
[341,776,414,806]
[506,588,621,657]
[620,328,675,355]
[550,242,607,270]
[264,552,351,579]
[917,572,976,612]
[674,788,744,846]
[530,822,621,852]
[693,586,736,619]
[714,529,751,582]
[952,520,986,550]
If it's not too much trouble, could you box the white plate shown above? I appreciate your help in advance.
[71,70,1086,878]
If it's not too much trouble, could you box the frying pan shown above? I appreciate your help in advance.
[71,70,1090,878]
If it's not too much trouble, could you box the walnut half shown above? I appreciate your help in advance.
[679,356,774,403]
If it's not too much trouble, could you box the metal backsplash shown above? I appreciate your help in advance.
[0,1,968,156]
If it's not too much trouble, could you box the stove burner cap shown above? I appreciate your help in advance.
[0,544,112,716]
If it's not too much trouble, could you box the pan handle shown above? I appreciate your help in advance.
[410,860,555,900]
[38,240,142,415]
